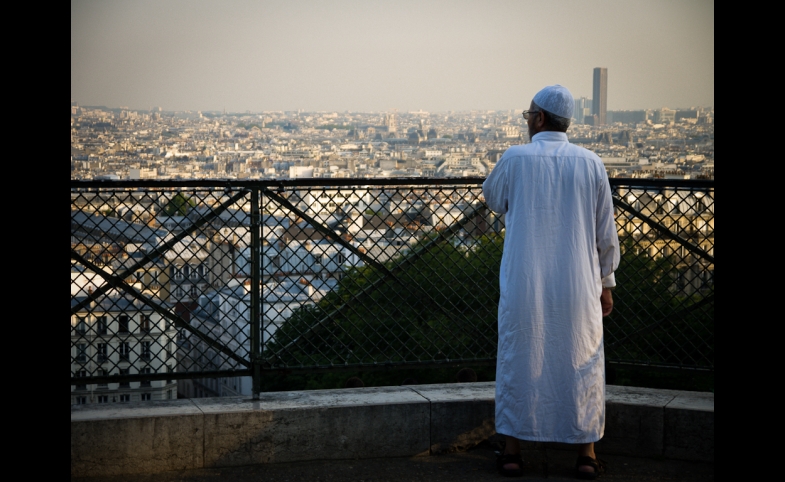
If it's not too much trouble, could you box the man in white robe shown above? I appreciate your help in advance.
[482,85,620,479]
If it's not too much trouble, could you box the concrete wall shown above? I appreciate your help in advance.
[71,383,713,477]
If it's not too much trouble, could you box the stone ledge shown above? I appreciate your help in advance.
[71,399,205,477]
[600,385,714,462]
[408,382,496,454]
[71,383,714,477]
[194,387,430,467]
[663,390,714,462]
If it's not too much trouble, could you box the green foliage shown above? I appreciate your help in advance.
[605,240,714,370]
[586,239,714,391]
[261,234,504,391]
[163,193,195,216]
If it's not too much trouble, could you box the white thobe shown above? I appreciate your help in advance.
[482,131,620,443]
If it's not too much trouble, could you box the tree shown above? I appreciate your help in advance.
[260,234,504,391]
[604,240,714,371]
[163,193,195,216]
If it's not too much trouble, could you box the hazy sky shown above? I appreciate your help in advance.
[71,0,714,112]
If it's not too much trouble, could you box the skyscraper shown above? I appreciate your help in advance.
[592,67,608,126]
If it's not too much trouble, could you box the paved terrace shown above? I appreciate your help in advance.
[71,383,714,480]
[72,446,714,482]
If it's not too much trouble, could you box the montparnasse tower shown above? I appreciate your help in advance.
[592,67,608,126]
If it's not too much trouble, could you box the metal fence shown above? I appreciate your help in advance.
[70,178,714,400]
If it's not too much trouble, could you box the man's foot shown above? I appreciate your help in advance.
[575,455,605,480]
[496,452,524,477]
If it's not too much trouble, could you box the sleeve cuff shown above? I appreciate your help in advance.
[602,272,616,289]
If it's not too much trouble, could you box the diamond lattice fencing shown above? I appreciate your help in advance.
[70,178,713,399]
[605,179,714,371]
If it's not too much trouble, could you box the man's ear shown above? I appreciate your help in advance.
[535,111,547,130]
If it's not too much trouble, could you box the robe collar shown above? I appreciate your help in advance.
[531,131,568,143]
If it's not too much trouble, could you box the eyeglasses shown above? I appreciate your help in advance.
[522,110,541,120]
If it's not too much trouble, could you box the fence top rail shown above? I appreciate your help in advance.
[70,178,715,190]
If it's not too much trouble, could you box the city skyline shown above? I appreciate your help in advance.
[71,0,714,113]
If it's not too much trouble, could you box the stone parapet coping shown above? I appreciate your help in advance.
[71,383,713,477]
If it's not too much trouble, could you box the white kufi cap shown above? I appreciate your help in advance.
[532,84,574,119]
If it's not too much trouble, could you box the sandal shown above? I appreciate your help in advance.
[496,452,524,477]
[575,455,606,480]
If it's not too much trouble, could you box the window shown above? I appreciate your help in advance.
[76,344,87,362]
[119,342,130,361]
[141,367,152,387]
[75,370,87,390]
[97,316,108,335]
[118,315,130,334]
[183,265,191,279]
[189,285,198,297]
[174,287,184,298]
[140,341,151,360]
[141,393,152,401]
[97,369,108,389]
[119,394,130,402]
[140,315,151,333]
[173,265,183,280]
[74,317,87,335]
[97,395,109,403]
[75,396,87,405]
[97,343,108,362]
[119,368,130,388]
[189,265,199,279]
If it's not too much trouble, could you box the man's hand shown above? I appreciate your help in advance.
[600,288,614,317]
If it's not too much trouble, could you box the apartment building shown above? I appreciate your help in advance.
[71,294,178,405]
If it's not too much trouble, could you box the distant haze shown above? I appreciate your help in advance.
[71,0,714,112]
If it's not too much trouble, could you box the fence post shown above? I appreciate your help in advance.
[250,188,262,399]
